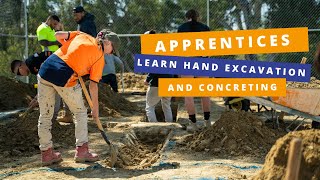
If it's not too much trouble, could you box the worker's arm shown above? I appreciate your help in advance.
[55,31,69,44]
[37,28,61,47]
[38,40,61,47]
[55,31,80,44]
[144,73,154,85]
[29,95,38,108]
[88,54,105,119]
[89,81,99,119]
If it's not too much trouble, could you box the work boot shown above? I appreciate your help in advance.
[74,143,99,163]
[41,148,62,166]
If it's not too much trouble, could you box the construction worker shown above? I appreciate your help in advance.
[36,15,73,123]
[10,52,62,121]
[143,30,174,123]
[10,51,74,123]
[36,15,61,55]
[100,54,124,92]
[73,5,97,37]
[37,29,120,165]
[177,9,211,131]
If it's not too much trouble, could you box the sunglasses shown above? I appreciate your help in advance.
[15,63,22,76]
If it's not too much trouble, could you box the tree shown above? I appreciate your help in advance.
[265,0,320,77]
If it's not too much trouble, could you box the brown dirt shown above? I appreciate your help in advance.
[178,111,286,159]
[0,110,75,163]
[0,80,140,163]
[286,77,320,88]
[253,129,320,180]
[85,82,141,117]
[101,129,167,169]
[0,76,37,111]
[119,73,147,91]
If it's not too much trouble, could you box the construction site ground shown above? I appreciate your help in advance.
[0,74,319,180]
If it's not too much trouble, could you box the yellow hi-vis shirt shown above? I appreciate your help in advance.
[36,23,59,52]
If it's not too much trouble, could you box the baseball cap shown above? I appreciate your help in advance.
[73,6,85,13]
[144,30,156,34]
[97,29,121,57]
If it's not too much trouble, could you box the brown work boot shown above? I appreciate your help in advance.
[41,148,62,166]
[74,143,99,163]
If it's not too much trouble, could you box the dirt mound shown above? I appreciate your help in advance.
[95,83,140,117]
[0,79,140,162]
[0,76,37,111]
[102,128,167,169]
[0,110,75,162]
[286,77,320,88]
[179,111,286,158]
[253,129,320,180]
[119,73,147,91]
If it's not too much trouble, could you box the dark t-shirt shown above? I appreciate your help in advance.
[177,20,210,33]
[146,73,174,87]
[25,52,50,75]
[79,13,97,37]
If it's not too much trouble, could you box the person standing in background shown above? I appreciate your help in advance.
[144,30,174,123]
[36,15,61,56]
[100,54,124,93]
[73,6,97,37]
[36,15,72,123]
[177,9,211,131]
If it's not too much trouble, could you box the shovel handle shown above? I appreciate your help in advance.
[79,77,93,109]
[20,106,34,119]
[121,72,124,93]
[78,77,112,145]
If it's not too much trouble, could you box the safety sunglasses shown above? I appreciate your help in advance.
[15,63,22,76]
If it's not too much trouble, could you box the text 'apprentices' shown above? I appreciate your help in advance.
[155,34,290,52]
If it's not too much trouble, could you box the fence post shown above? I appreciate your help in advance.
[24,0,29,83]
[207,0,209,27]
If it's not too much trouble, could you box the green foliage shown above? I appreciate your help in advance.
[0,38,24,77]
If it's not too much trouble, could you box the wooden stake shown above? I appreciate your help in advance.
[285,138,303,180]
[300,57,307,64]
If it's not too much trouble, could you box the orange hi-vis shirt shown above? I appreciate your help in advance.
[38,31,105,87]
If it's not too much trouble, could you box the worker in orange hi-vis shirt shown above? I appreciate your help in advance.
[36,29,120,166]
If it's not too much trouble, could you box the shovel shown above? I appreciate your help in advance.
[121,71,124,93]
[78,76,119,167]
[19,106,35,119]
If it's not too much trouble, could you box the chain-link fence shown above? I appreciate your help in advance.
[1,0,320,83]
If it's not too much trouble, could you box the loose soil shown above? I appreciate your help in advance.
[0,75,139,117]
[254,129,320,180]
[286,77,320,88]
[0,77,141,164]
[0,110,75,163]
[1,73,319,179]
[178,111,286,159]
[118,73,147,91]
[101,129,168,169]
[0,76,36,111]
[96,83,141,117]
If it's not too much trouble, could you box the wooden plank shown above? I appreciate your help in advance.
[271,89,320,116]
[285,138,302,180]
